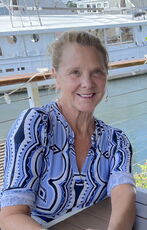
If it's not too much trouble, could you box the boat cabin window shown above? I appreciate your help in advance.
[120,27,134,43]
[0,69,2,73]
[7,35,17,44]
[106,27,134,45]
[0,47,2,56]
[106,28,120,44]
[88,29,105,44]
[6,68,14,72]
[31,34,39,42]
[17,67,25,71]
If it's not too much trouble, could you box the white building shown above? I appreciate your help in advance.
[74,0,135,13]
[75,0,109,11]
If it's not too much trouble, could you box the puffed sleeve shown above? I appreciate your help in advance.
[1,107,49,209]
[107,129,136,196]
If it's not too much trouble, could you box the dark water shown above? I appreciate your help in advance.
[0,74,147,172]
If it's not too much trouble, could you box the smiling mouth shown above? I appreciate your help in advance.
[76,93,95,98]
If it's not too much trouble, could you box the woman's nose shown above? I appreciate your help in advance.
[80,74,93,88]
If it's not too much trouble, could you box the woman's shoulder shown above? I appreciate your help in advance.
[95,118,121,132]
[95,119,131,152]
[6,102,58,145]
[7,102,57,135]
[21,101,57,119]
[95,118,128,139]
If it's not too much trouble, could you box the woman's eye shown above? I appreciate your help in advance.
[70,70,80,76]
[93,69,105,76]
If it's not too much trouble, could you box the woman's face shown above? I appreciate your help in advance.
[54,43,107,114]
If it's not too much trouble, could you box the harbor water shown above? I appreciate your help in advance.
[0,73,147,173]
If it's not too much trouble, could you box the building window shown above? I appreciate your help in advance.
[12,0,19,10]
[97,3,102,8]
[79,4,84,13]
[104,2,109,8]
[0,47,2,56]
[87,4,91,12]
[7,35,17,44]
[120,27,134,43]
[92,4,96,12]
[31,34,39,42]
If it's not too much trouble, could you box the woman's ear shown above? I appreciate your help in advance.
[52,67,60,90]
[52,67,56,78]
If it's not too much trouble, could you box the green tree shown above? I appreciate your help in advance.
[66,1,77,8]
[134,161,147,189]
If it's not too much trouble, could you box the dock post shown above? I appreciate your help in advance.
[26,82,41,108]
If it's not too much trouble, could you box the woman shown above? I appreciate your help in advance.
[0,31,136,230]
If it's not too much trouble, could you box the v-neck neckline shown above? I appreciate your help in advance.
[68,129,97,175]
[53,101,98,175]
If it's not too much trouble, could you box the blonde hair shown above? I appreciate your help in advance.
[50,30,109,72]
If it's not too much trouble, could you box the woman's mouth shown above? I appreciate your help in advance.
[76,93,95,98]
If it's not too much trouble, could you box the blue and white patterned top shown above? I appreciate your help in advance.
[1,101,135,227]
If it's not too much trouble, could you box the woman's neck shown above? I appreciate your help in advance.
[57,100,95,137]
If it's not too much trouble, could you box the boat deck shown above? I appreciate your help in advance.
[0,14,147,35]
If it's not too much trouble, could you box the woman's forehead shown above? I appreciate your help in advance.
[61,43,103,59]
[60,43,105,66]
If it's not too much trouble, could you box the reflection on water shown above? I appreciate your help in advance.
[0,74,147,173]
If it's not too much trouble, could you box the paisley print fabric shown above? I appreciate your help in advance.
[0,101,135,226]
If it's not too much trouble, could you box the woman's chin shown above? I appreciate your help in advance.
[75,104,96,114]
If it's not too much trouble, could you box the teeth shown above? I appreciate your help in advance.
[79,94,93,98]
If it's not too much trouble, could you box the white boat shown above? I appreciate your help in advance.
[0,0,147,81]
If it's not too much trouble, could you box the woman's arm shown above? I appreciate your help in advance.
[0,205,44,230]
[107,184,136,230]
[0,108,49,230]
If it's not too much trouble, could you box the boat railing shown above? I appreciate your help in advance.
[0,57,146,105]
